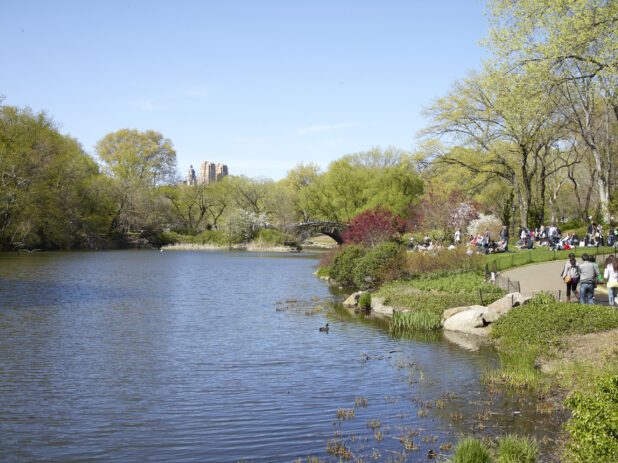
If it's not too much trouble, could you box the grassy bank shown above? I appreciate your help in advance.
[486,246,616,273]
[484,293,618,462]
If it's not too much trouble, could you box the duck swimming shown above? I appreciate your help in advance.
[319,323,329,332]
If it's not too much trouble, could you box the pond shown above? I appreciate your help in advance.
[0,250,562,462]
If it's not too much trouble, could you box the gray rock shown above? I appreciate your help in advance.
[443,307,498,336]
[370,296,394,317]
[343,291,366,307]
[442,306,471,322]
[487,292,530,314]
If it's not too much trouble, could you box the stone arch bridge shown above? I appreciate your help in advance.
[287,221,347,245]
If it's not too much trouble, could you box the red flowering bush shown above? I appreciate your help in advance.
[342,206,404,248]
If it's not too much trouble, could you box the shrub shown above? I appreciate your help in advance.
[358,292,371,309]
[564,375,618,463]
[496,435,538,463]
[196,229,230,246]
[451,437,492,463]
[148,231,182,248]
[318,247,338,269]
[352,242,403,289]
[254,228,299,247]
[342,206,403,248]
[404,246,485,277]
[329,245,366,286]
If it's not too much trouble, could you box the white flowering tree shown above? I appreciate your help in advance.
[467,214,502,240]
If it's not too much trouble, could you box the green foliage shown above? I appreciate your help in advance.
[489,294,618,390]
[377,272,505,318]
[486,247,616,273]
[298,148,423,222]
[254,228,299,247]
[496,435,538,463]
[148,231,182,248]
[196,229,231,246]
[352,242,403,289]
[358,292,371,309]
[329,245,367,286]
[405,247,485,277]
[492,294,618,347]
[451,437,492,463]
[316,265,332,278]
[390,309,441,332]
[564,375,618,463]
[409,272,504,299]
[0,105,115,250]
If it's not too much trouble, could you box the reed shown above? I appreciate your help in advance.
[390,309,441,333]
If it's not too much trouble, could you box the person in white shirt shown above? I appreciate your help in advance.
[604,255,618,307]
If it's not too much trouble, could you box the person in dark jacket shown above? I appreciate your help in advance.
[579,253,600,305]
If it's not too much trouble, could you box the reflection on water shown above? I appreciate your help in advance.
[0,251,562,462]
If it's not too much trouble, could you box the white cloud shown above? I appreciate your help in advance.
[296,122,360,135]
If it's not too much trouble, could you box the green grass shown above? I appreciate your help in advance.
[376,272,506,315]
[390,309,441,332]
[451,437,492,463]
[486,293,618,390]
[496,435,538,463]
[485,246,616,273]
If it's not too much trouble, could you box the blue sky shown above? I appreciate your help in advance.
[0,0,489,180]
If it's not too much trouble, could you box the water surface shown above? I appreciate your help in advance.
[0,251,561,462]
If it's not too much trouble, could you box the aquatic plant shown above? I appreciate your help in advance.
[390,309,441,332]
[495,434,538,463]
[450,437,491,463]
[357,292,371,309]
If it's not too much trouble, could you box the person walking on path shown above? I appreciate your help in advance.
[579,253,600,305]
[604,255,618,308]
[561,253,580,302]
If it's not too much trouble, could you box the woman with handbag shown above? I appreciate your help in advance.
[603,255,618,308]
[561,253,580,302]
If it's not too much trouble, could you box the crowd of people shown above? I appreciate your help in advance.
[561,253,618,306]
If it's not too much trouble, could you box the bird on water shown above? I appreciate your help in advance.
[319,323,329,332]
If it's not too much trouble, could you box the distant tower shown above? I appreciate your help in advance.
[198,162,216,185]
[186,165,197,186]
[215,163,228,182]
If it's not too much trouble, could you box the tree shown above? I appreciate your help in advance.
[0,104,114,249]
[421,68,576,227]
[485,0,617,222]
[95,129,176,232]
[407,186,479,241]
[298,148,423,222]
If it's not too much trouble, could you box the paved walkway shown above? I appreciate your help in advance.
[501,259,610,304]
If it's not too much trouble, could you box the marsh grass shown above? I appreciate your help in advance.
[496,435,538,463]
[451,437,492,463]
[390,309,441,332]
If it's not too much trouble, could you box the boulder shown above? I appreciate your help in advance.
[343,291,366,307]
[370,296,394,317]
[487,292,530,314]
[442,306,471,323]
[443,306,500,336]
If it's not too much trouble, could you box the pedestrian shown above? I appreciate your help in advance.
[454,228,461,245]
[603,255,618,307]
[578,253,600,305]
[561,253,580,302]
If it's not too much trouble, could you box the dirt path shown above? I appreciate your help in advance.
[501,259,610,304]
